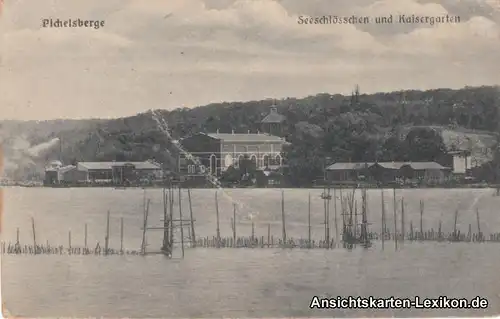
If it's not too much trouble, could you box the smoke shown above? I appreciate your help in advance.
[1,136,61,179]
[26,137,60,157]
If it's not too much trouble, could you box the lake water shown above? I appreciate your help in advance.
[2,187,500,317]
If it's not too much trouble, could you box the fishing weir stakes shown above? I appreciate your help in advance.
[4,186,500,257]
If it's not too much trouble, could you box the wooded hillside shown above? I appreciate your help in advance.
[2,85,499,183]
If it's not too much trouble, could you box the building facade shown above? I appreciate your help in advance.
[178,132,288,177]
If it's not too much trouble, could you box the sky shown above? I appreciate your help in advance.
[0,0,499,120]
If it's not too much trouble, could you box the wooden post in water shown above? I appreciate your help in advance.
[162,188,169,252]
[179,187,185,258]
[120,217,124,253]
[438,220,442,240]
[476,208,482,241]
[281,190,287,246]
[393,188,397,250]
[251,222,255,246]
[419,200,424,240]
[381,189,385,250]
[141,200,150,255]
[105,210,110,255]
[410,220,413,240]
[215,191,221,248]
[84,223,88,249]
[401,197,405,244]
[334,188,339,247]
[453,209,459,241]
[16,227,19,245]
[326,187,331,249]
[188,188,196,247]
[267,223,271,248]
[68,230,72,250]
[233,204,237,244]
[323,187,327,245]
[31,217,37,254]
[308,192,312,248]
[169,187,174,249]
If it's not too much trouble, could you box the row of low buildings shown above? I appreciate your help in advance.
[325,161,450,184]
[44,160,163,185]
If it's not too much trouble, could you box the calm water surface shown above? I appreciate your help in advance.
[3,187,500,317]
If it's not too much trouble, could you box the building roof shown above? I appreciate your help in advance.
[77,161,161,170]
[326,163,374,170]
[261,106,286,124]
[376,162,407,169]
[204,132,286,143]
[58,165,77,174]
[326,161,448,171]
[402,162,449,170]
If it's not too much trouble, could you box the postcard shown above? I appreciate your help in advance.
[1,0,499,317]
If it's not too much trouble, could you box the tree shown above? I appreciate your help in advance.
[404,127,447,161]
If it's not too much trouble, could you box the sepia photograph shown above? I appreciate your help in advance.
[1,0,500,317]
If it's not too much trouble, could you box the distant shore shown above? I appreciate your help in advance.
[2,183,496,190]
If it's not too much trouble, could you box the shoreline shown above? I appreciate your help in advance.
[1,184,496,190]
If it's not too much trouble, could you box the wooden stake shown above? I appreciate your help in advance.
[31,217,37,254]
[105,210,110,255]
[188,188,196,247]
[215,191,221,247]
[16,227,19,245]
[251,222,255,245]
[326,187,331,249]
[169,187,174,249]
[120,217,124,253]
[267,223,271,248]
[233,203,237,243]
[68,230,72,249]
[476,208,482,241]
[381,189,385,250]
[419,200,424,240]
[401,197,405,244]
[141,200,150,255]
[281,190,287,246]
[323,187,327,243]
[84,223,88,249]
[162,188,170,252]
[393,188,397,250]
[453,209,459,241]
[308,192,312,248]
[179,187,185,258]
[334,188,339,247]
[438,220,442,240]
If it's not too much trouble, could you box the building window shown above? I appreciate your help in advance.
[224,154,233,168]
[238,155,245,168]
[273,154,282,166]
[210,155,217,175]
[250,155,257,166]
[263,154,269,168]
